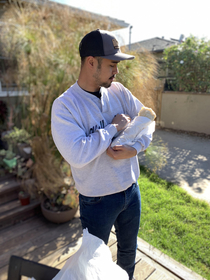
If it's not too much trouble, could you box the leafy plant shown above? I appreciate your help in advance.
[18,190,29,198]
[2,127,31,145]
[163,35,210,92]
[3,157,17,172]
[0,149,17,173]
[2,127,31,156]
[31,135,78,211]
[0,149,6,157]
[143,136,168,173]
[0,147,33,177]
[3,149,16,160]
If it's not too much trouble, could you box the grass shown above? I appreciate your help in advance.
[138,165,210,280]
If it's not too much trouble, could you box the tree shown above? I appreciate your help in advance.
[163,36,210,93]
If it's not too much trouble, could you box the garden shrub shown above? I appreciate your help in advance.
[163,35,210,93]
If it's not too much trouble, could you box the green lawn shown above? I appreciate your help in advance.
[138,165,210,280]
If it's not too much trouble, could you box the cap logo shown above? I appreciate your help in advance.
[112,38,119,49]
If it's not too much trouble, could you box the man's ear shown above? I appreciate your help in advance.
[86,56,95,69]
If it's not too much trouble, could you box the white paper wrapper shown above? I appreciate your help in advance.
[52,229,128,280]
[111,116,155,147]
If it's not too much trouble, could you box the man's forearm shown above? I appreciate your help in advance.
[106,145,137,160]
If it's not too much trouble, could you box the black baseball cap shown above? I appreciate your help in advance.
[79,29,135,61]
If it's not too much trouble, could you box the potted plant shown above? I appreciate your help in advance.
[1,148,17,174]
[31,135,79,224]
[18,177,37,206]
[40,182,78,224]
[0,145,34,180]
[2,126,32,159]
[18,190,30,206]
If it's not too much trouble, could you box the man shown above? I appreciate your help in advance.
[51,29,154,280]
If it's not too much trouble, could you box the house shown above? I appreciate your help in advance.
[126,36,184,57]
[125,36,184,89]
[128,37,177,51]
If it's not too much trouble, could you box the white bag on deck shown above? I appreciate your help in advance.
[52,228,128,280]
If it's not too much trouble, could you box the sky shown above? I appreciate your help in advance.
[51,0,210,45]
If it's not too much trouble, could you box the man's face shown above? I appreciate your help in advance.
[93,58,120,89]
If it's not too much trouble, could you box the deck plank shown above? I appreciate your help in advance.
[107,232,117,247]
[0,199,40,225]
[0,219,54,255]
[21,218,82,263]
[109,242,118,262]
[39,233,83,268]
[0,216,82,268]
[29,217,81,249]
[0,266,8,280]
[147,269,174,280]
[0,213,207,280]
[0,215,46,244]
[136,237,206,280]
[133,249,181,280]
[134,259,155,280]
[0,200,20,214]
[0,179,20,194]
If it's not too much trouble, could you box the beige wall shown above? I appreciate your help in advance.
[160,91,210,135]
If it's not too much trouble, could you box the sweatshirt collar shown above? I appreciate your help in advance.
[75,81,110,113]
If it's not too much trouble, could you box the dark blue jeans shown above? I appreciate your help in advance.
[79,182,141,280]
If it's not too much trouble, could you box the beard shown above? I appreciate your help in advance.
[93,69,113,89]
[100,81,112,88]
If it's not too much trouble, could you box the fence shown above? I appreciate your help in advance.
[159,91,210,135]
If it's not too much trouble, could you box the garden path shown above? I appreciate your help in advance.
[138,126,210,204]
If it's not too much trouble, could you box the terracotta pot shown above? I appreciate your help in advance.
[18,192,30,206]
[41,200,78,223]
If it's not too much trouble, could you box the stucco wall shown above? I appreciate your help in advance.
[160,91,210,135]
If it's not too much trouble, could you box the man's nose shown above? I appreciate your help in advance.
[114,65,119,74]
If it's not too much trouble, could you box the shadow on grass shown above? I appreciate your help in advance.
[140,165,174,189]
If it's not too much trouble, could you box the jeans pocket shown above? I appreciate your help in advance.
[79,194,103,205]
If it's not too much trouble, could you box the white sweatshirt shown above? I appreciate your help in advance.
[51,81,154,197]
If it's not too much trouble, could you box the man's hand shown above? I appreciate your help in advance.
[111,114,131,132]
[106,145,137,160]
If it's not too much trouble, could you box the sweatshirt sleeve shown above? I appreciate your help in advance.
[132,133,153,153]
[51,99,117,168]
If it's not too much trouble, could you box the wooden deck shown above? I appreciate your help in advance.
[0,210,206,280]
